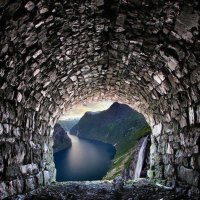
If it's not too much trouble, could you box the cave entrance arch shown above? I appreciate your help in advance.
[0,0,200,198]
[54,99,151,182]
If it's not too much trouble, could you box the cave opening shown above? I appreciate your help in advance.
[52,100,151,182]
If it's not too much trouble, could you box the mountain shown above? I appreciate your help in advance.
[53,123,72,153]
[70,102,148,147]
[70,102,151,179]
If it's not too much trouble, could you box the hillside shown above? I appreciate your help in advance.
[104,126,151,179]
[53,123,72,153]
[70,102,148,148]
[70,102,151,179]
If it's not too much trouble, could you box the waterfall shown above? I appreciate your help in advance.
[134,135,149,179]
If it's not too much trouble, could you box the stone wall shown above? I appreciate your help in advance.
[0,0,200,198]
[0,101,57,198]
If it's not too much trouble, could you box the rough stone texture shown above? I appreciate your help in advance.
[52,123,71,153]
[0,0,200,199]
[5,180,196,200]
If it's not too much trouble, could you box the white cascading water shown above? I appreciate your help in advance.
[134,135,149,179]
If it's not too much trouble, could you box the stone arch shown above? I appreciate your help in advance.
[0,0,200,198]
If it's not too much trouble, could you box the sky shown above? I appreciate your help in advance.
[59,100,113,120]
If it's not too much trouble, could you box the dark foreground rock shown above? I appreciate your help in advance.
[6,179,196,200]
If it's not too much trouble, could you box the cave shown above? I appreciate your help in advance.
[0,0,200,198]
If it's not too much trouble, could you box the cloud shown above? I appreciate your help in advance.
[59,100,113,120]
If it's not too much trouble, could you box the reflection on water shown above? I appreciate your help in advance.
[54,134,116,181]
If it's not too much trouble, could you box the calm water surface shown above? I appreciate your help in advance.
[54,134,116,181]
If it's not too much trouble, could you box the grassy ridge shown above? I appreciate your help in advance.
[116,126,151,157]
[104,125,151,180]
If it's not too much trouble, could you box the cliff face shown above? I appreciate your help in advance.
[70,102,148,146]
[53,123,72,153]
[103,127,151,180]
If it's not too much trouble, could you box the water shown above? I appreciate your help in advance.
[54,134,116,181]
[134,135,149,179]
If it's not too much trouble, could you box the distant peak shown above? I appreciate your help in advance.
[108,102,135,114]
[110,102,120,108]
[55,123,61,128]
[112,102,120,106]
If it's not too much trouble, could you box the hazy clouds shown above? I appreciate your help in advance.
[59,100,113,120]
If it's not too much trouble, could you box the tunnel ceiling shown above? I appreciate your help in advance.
[0,0,199,119]
[0,0,200,198]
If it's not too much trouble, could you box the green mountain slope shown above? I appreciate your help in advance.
[70,102,148,147]
[70,102,151,179]
[104,126,151,179]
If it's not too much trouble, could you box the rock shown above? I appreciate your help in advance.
[24,1,35,11]
[177,166,200,187]
[14,179,24,194]
[164,164,175,178]
[188,186,200,198]
[14,195,25,200]
[36,172,44,186]
[53,123,72,153]
[43,171,50,185]
[166,143,173,154]
[1,44,9,54]
[25,178,36,192]
[196,105,200,123]
[40,8,49,14]
[7,2,21,16]
[116,14,126,27]
[25,32,38,47]
[112,176,124,192]
[5,180,195,200]
[174,6,199,42]
[0,0,8,8]
[152,123,162,137]
[17,92,23,103]
[0,182,8,199]
[189,107,195,125]
[93,0,104,7]
[0,124,3,135]
[6,166,20,178]
[147,170,155,179]
[32,50,42,59]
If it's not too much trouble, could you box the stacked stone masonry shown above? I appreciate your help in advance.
[0,0,200,198]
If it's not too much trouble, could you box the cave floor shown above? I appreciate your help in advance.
[6,179,195,200]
